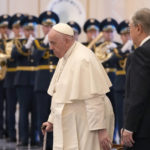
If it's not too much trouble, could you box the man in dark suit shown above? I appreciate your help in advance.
[121,8,150,150]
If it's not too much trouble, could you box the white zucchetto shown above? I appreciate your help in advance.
[52,23,74,36]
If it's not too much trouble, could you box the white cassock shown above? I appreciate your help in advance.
[47,41,114,150]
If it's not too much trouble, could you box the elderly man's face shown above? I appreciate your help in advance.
[129,22,139,46]
[48,29,67,58]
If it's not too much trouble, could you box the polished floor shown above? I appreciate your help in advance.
[0,139,41,150]
[0,139,120,150]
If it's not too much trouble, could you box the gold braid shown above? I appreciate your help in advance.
[34,39,47,51]
[14,39,31,56]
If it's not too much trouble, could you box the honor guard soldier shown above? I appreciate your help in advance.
[82,18,101,51]
[97,18,122,142]
[33,11,59,150]
[0,14,10,40]
[11,15,39,147]
[98,17,121,106]
[114,20,133,141]
[67,21,81,41]
[0,14,10,138]
[3,13,25,142]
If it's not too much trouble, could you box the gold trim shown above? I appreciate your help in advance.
[116,70,126,75]
[49,65,56,70]
[15,39,31,56]
[37,65,56,70]
[105,68,116,73]
[7,67,16,72]
[34,40,47,51]
[113,48,122,58]
[16,66,35,71]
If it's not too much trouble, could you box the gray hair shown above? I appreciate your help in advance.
[132,8,150,34]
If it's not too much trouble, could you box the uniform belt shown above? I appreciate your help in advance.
[7,67,16,72]
[105,68,116,73]
[16,66,35,71]
[37,65,56,70]
[116,70,126,75]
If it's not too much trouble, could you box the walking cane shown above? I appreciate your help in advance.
[43,131,47,150]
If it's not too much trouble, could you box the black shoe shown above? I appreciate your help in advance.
[46,147,53,150]
[0,130,5,139]
[31,141,41,148]
[3,130,9,138]
[7,137,16,142]
[0,133,3,139]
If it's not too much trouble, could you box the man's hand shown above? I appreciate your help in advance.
[121,129,135,147]
[41,122,53,135]
[98,129,112,150]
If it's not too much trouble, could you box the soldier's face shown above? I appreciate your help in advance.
[12,26,21,37]
[103,31,114,42]
[42,25,52,35]
[120,33,131,44]
[0,26,8,34]
[74,31,79,41]
[23,29,34,38]
[86,29,99,42]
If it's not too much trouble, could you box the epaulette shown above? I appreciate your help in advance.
[34,38,47,51]
[14,39,30,56]
[113,48,122,58]
[42,50,50,59]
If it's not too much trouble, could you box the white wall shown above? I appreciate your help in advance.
[0,0,150,42]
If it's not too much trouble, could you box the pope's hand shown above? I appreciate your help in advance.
[98,129,112,150]
[41,122,53,135]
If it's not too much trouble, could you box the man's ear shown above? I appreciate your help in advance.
[137,24,143,34]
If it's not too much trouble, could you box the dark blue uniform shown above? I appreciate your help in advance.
[33,38,58,149]
[3,13,25,142]
[114,20,133,141]
[3,39,17,141]
[113,48,129,137]
[101,44,121,111]
[11,38,38,145]
[0,39,7,138]
[0,14,11,138]
[35,10,59,150]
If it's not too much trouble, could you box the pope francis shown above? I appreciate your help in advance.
[42,23,114,150]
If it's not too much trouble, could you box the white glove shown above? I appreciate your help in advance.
[121,40,133,53]
[43,34,49,45]
[106,42,117,50]
[25,34,35,49]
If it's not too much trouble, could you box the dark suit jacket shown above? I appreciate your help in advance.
[124,38,150,138]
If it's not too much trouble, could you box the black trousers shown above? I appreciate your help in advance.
[124,137,150,150]
[16,86,38,144]
[0,81,4,132]
[114,90,124,137]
